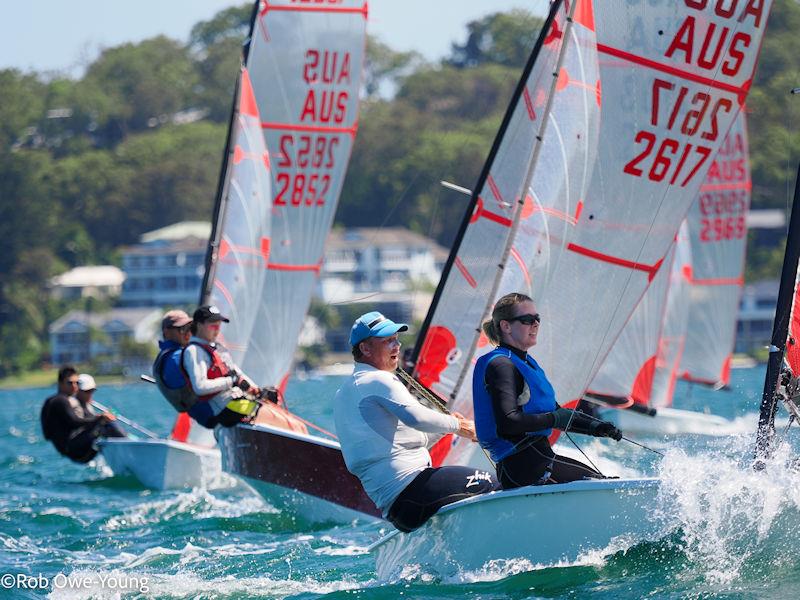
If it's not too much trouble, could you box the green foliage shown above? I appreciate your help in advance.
[83,36,199,139]
[448,10,544,68]
[364,36,422,98]
[190,4,253,122]
[0,70,46,149]
[746,0,800,208]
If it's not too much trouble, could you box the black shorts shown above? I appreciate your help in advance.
[387,466,498,533]
[496,436,603,489]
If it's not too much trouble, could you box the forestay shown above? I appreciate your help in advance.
[205,0,367,388]
[412,0,772,465]
[679,111,750,387]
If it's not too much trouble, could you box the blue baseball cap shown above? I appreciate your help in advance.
[349,311,409,346]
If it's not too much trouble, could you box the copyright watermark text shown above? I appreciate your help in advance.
[1,572,149,593]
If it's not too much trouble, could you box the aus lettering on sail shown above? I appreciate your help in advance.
[615,0,770,192]
[697,122,749,243]
[275,48,358,208]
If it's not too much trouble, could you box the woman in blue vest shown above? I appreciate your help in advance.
[473,292,622,489]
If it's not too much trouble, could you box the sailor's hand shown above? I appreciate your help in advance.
[101,411,116,421]
[262,387,280,404]
[248,385,261,397]
[591,420,622,441]
[453,412,477,442]
[237,377,251,392]
[551,407,574,430]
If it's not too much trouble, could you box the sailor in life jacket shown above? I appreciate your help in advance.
[177,305,261,428]
[152,309,195,411]
[472,292,623,490]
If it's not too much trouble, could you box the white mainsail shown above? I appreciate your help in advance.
[205,0,367,388]
[678,111,750,387]
[412,0,772,465]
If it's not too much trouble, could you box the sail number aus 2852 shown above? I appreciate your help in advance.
[275,134,339,206]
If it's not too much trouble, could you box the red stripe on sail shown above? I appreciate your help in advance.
[486,175,504,204]
[213,279,235,308]
[699,181,752,192]
[688,276,744,286]
[260,237,271,267]
[260,1,368,18]
[596,43,749,105]
[267,261,322,273]
[471,198,513,227]
[454,257,477,288]
[567,243,663,281]
[262,121,358,138]
[523,87,536,120]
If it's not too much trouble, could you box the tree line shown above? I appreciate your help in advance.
[1,2,798,375]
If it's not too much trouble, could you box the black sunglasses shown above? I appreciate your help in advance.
[170,324,192,333]
[507,313,541,326]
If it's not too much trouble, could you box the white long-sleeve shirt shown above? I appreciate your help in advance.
[181,337,254,414]
[333,362,460,515]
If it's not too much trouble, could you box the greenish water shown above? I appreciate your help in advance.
[2,368,800,599]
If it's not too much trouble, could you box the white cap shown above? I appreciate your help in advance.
[77,374,97,391]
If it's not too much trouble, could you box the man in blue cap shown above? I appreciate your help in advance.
[334,311,497,532]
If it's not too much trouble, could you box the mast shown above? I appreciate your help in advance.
[755,162,800,460]
[410,0,565,368]
[200,0,261,305]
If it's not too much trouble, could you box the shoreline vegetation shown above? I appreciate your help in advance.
[2,3,797,376]
[0,353,764,391]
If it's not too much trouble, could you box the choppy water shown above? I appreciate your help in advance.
[2,367,800,599]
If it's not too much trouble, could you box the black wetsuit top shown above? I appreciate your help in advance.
[484,343,603,488]
[41,394,125,462]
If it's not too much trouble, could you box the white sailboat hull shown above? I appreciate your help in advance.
[599,407,735,436]
[371,478,661,579]
[98,438,221,490]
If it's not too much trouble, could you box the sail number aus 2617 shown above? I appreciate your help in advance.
[623,78,733,186]
[623,131,711,187]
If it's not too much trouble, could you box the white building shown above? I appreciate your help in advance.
[321,227,447,303]
[49,308,161,371]
[49,265,125,300]
[119,222,210,308]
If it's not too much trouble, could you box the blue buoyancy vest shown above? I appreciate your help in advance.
[473,347,557,462]
[152,342,198,413]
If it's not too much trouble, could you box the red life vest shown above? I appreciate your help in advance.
[186,341,232,402]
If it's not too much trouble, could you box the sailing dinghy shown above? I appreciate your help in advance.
[98,1,315,488]
[372,0,772,576]
[212,0,372,517]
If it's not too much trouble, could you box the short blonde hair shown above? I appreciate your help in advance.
[481,292,534,345]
